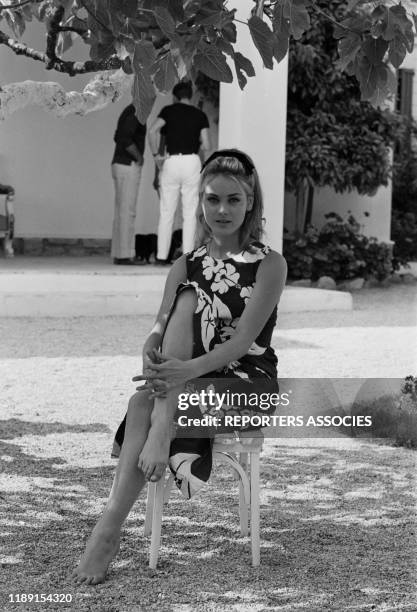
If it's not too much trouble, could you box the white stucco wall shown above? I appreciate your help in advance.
[284,182,392,241]
[219,0,288,253]
[0,21,218,239]
[0,22,121,239]
[401,45,417,119]
[284,39,417,243]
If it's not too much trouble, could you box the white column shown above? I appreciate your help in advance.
[218,1,288,253]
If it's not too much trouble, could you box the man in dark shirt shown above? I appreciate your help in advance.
[111,104,146,265]
[149,82,211,262]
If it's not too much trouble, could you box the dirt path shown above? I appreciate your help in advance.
[0,431,415,612]
[1,284,416,611]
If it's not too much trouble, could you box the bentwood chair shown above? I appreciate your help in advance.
[144,433,264,569]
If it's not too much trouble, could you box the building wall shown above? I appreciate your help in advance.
[219,0,288,253]
[0,21,218,240]
[284,181,392,241]
[284,44,417,243]
[401,45,417,119]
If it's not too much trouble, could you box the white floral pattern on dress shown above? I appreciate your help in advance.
[201,256,224,280]
[211,262,240,293]
[240,285,253,304]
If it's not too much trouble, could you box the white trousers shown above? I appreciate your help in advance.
[111,162,142,259]
[157,154,201,259]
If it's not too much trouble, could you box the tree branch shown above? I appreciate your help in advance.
[45,5,65,69]
[310,2,360,34]
[57,26,88,37]
[0,0,42,11]
[0,69,133,120]
[0,29,123,75]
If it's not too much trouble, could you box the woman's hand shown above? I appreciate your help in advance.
[133,349,197,395]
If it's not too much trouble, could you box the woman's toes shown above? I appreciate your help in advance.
[150,463,166,482]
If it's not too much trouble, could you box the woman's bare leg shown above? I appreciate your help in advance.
[71,289,196,584]
[139,288,196,481]
[71,389,153,585]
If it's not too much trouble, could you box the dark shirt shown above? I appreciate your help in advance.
[158,103,209,155]
[112,104,147,166]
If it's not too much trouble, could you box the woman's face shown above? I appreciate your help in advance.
[201,175,253,239]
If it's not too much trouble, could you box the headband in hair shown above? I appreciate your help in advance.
[201,150,255,176]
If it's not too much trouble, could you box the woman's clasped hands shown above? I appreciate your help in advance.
[133,348,197,397]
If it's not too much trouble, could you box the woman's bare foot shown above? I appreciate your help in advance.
[138,419,172,481]
[71,527,120,585]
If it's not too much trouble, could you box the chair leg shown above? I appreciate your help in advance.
[250,451,260,567]
[144,483,155,536]
[149,477,165,569]
[239,452,249,537]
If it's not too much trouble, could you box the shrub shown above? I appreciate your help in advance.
[391,210,417,266]
[351,375,417,448]
[283,212,395,281]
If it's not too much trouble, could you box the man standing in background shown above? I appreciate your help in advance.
[111,103,146,265]
[148,81,211,263]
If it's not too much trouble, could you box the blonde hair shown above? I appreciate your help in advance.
[195,149,264,250]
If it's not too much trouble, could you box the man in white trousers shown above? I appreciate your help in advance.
[111,104,147,265]
[148,81,211,263]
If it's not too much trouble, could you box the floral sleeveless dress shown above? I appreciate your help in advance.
[113,242,279,498]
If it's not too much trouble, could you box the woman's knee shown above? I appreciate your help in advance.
[127,390,153,416]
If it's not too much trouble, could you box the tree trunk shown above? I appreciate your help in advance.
[295,181,306,234]
[303,184,315,232]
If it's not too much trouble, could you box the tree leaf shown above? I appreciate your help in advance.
[283,0,310,41]
[132,71,156,124]
[108,0,137,19]
[336,32,362,71]
[167,0,185,22]
[333,15,370,39]
[193,41,233,83]
[357,55,388,101]
[197,11,223,27]
[383,4,412,41]
[215,38,235,58]
[248,15,274,69]
[346,0,362,11]
[388,37,407,69]
[89,32,115,62]
[362,36,389,65]
[154,6,176,39]
[152,53,179,92]
[222,20,237,44]
[152,0,185,23]
[123,17,151,39]
[233,52,255,90]
[133,40,156,72]
[271,1,290,63]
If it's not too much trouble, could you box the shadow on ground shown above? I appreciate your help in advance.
[1,420,416,611]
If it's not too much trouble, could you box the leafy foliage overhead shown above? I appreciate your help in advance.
[0,0,416,121]
[285,0,402,200]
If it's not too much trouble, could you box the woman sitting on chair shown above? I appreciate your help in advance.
[72,148,287,585]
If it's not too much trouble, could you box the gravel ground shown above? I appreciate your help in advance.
[0,283,416,611]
